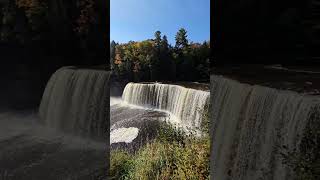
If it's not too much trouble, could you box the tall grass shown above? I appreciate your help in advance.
[110,111,210,180]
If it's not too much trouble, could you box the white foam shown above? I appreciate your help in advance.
[110,127,139,144]
[110,97,123,106]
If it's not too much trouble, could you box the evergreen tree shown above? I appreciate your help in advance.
[160,35,173,80]
[175,28,188,49]
[152,30,162,80]
[161,35,169,51]
[154,30,162,49]
[110,40,116,70]
[174,28,190,80]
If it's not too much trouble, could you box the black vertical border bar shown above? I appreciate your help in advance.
[104,0,110,177]
[98,0,109,69]
[211,0,221,69]
[106,0,110,71]
[210,0,218,177]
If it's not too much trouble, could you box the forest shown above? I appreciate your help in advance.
[110,28,210,82]
[0,0,106,66]
[0,0,107,109]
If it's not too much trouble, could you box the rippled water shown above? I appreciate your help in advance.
[110,97,168,151]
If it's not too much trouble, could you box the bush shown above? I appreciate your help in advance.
[109,150,133,180]
[110,121,210,179]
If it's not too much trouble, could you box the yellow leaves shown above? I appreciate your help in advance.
[114,53,122,65]
[134,42,141,49]
[16,0,47,16]
[112,40,157,74]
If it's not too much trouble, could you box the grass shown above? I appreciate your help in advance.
[110,121,210,180]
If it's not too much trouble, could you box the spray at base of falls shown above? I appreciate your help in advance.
[39,67,110,139]
[210,75,319,180]
[122,83,210,130]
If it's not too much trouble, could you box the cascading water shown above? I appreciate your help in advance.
[122,83,210,129]
[210,75,319,180]
[39,66,110,139]
[0,67,110,179]
[110,82,210,150]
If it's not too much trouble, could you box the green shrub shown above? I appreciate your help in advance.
[110,121,210,180]
[158,121,187,144]
[109,150,133,180]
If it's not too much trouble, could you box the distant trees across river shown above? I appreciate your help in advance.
[110,29,210,82]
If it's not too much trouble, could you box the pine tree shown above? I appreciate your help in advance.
[110,40,116,71]
[152,30,162,80]
[154,30,162,48]
[175,28,188,49]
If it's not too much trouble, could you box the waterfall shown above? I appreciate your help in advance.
[122,83,210,129]
[210,75,319,180]
[39,67,110,139]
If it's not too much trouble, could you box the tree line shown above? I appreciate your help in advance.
[110,28,210,82]
[0,0,106,65]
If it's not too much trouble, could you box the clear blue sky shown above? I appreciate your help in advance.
[111,0,210,45]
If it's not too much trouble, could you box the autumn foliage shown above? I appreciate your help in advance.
[111,29,210,82]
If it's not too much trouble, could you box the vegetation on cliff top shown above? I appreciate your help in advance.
[110,29,210,82]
